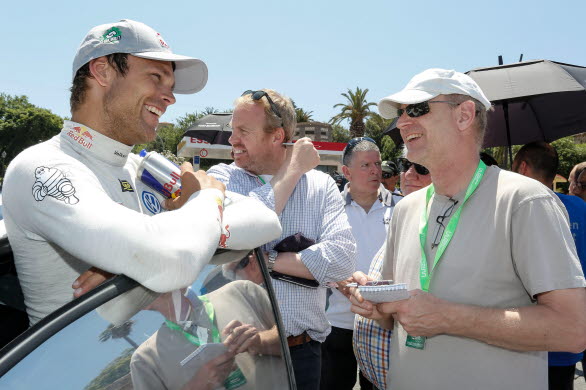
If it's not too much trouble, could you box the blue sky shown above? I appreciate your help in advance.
[1,0,585,127]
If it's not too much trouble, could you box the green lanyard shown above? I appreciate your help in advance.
[165,296,248,389]
[165,296,220,344]
[406,161,486,350]
[418,160,487,292]
[257,175,266,185]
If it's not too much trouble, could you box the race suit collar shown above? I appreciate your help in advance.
[61,121,133,167]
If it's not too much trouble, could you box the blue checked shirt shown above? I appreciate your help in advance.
[207,163,356,342]
[353,239,392,390]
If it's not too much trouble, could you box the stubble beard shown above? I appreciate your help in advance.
[103,88,153,146]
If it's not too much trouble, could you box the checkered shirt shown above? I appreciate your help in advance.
[207,163,356,342]
[353,244,392,390]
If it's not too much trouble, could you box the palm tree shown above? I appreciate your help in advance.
[330,87,377,138]
[99,320,139,349]
[296,107,314,123]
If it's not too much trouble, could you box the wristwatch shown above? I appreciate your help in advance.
[267,250,278,272]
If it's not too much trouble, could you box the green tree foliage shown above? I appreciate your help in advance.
[0,94,63,180]
[99,320,139,349]
[552,137,586,178]
[295,107,314,123]
[364,114,403,162]
[84,348,133,390]
[331,124,351,143]
[330,87,377,138]
[484,136,586,176]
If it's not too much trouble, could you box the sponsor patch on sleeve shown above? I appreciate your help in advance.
[32,166,79,205]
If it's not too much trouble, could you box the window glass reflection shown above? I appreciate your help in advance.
[0,251,289,389]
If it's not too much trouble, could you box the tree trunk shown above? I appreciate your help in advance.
[123,336,139,349]
[350,120,365,138]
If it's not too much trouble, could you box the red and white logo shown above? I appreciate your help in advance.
[67,126,93,150]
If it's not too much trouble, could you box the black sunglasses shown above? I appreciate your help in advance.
[382,172,396,179]
[242,90,283,126]
[343,137,377,158]
[397,158,430,175]
[397,100,459,118]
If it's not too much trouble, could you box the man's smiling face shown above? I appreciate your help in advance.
[228,102,277,175]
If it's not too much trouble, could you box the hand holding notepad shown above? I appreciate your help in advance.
[347,280,410,304]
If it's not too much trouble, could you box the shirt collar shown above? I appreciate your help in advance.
[60,120,133,167]
[343,182,396,207]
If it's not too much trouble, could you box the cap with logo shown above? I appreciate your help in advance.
[378,68,492,119]
[382,161,398,175]
[72,19,207,94]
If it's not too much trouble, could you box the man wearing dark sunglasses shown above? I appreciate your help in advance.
[207,89,356,390]
[350,68,586,390]
[397,157,431,195]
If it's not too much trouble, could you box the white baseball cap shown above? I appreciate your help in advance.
[72,19,207,94]
[378,68,492,119]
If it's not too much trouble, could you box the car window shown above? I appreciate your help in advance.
[0,252,291,389]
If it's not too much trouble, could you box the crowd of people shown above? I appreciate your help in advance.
[2,18,586,390]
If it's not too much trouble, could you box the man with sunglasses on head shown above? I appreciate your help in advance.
[350,69,586,390]
[322,137,400,390]
[207,89,356,390]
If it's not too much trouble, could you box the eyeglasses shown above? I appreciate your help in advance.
[242,90,283,126]
[397,158,430,176]
[397,100,460,118]
[431,198,459,249]
[382,172,395,179]
[343,137,377,159]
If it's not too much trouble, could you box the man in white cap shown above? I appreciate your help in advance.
[2,19,229,326]
[350,68,586,389]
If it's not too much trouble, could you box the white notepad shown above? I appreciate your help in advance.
[347,281,409,303]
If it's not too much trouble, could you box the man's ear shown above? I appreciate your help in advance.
[455,100,476,132]
[517,160,530,175]
[273,127,285,144]
[341,165,351,180]
[88,57,115,87]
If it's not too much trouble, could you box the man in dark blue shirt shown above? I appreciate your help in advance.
[513,141,586,390]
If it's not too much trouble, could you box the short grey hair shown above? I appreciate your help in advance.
[444,94,489,148]
[343,140,380,166]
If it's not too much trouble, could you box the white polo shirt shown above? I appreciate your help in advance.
[326,184,401,329]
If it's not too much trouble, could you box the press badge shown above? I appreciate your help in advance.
[406,335,426,350]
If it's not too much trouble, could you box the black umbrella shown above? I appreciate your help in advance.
[182,113,233,145]
[466,60,586,166]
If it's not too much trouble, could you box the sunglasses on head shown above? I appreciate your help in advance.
[397,100,460,118]
[242,90,283,126]
[343,137,377,158]
[397,158,430,175]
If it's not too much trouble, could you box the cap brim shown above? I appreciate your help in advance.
[132,52,208,94]
[378,90,439,119]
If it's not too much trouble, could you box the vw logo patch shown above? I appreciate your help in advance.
[142,191,162,214]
